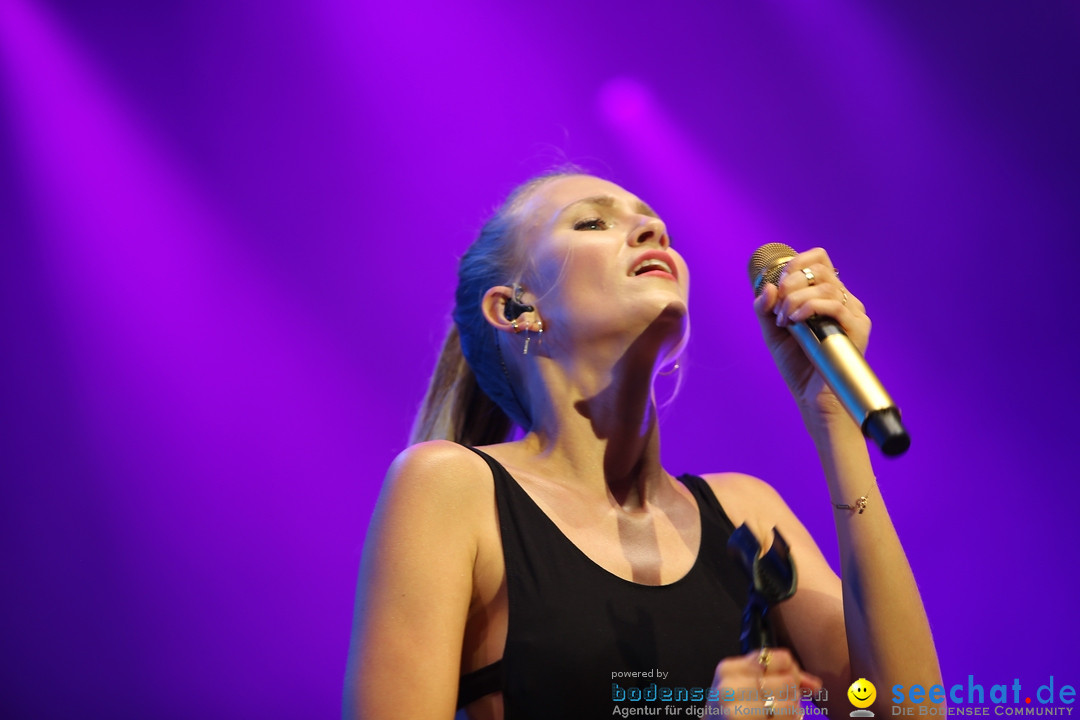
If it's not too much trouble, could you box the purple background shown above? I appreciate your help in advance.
[2,1,1078,717]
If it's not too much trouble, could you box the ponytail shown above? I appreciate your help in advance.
[410,325,513,446]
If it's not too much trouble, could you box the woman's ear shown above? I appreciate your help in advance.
[481,285,538,334]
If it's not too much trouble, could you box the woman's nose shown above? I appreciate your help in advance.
[628,216,670,248]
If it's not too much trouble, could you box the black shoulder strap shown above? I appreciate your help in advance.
[455,445,506,708]
[678,473,738,534]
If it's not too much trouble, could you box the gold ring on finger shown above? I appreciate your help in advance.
[841,290,848,305]
[801,267,816,286]
[758,647,771,672]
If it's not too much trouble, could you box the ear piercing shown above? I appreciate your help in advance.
[523,319,543,355]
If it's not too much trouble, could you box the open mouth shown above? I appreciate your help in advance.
[631,258,675,277]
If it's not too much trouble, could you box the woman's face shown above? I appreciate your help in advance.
[516,175,690,353]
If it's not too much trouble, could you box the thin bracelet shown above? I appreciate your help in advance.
[832,477,878,514]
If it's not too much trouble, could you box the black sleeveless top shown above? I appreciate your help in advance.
[458,447,748,718]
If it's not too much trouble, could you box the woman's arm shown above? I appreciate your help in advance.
[709,449,939,715]
[343,441,488,720]
[807,413,942,710]
[748,247,941,712]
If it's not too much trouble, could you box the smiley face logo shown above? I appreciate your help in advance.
[847,678,877,709]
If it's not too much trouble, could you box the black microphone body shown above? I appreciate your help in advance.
[748,243,910,457]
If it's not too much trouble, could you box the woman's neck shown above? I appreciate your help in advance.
[520,347,670,509]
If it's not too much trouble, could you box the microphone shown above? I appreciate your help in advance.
[748,243,910,457]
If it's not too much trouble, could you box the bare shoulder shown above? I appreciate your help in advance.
[388,439,489,481]
[368,440,499,549]
[383,440,494,503]
[358,440,499,614]
[698,471,794,530]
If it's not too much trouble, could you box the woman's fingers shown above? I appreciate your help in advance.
[754,282,779,316]
[714,648,824,711]
[766,250,870,353]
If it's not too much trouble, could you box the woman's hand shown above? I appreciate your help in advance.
[752,247,870,421]
[711,648,823,718]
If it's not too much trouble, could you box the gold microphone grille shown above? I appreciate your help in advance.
[747,242,798,296]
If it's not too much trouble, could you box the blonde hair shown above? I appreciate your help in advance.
[410,170,582,445]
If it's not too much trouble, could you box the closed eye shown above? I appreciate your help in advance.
[572,217,608,231]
